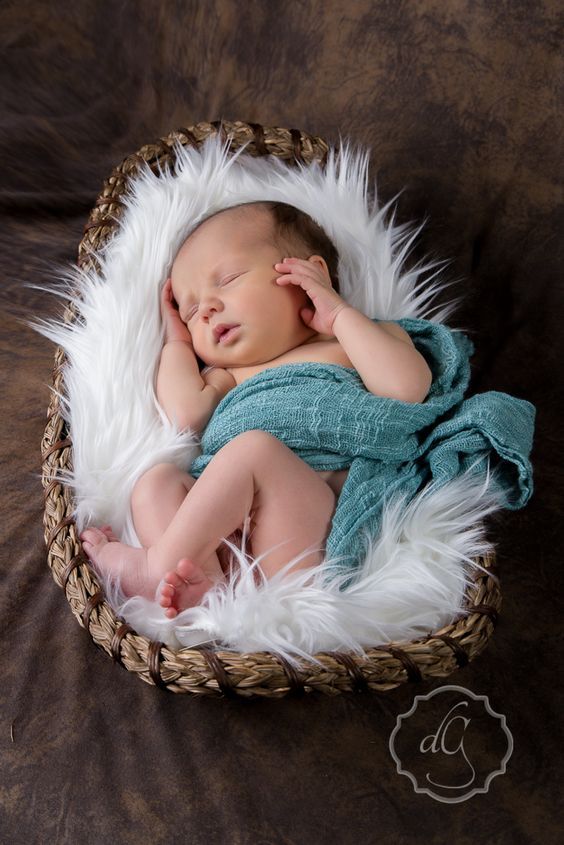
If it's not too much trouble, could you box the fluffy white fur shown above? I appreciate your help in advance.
[30,132,504,665]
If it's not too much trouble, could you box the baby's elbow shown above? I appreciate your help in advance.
[166,411,199,434]
[398,363,433,404]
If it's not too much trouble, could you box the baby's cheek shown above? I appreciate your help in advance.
[284,282,310,304]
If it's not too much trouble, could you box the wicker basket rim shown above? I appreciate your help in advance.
[41,119,501,697]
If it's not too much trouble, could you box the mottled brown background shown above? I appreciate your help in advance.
[1,1,562,843]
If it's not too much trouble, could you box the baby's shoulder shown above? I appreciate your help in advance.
[227,338,354,388]
[282,336,353,367]
[298,338,354,369]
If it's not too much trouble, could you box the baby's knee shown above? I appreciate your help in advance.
[227,430,282,463]
[131,462,190,506]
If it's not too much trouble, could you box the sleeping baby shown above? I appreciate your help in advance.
[80,201,432,617]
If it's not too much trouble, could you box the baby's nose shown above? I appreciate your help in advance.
[200,296,222,317]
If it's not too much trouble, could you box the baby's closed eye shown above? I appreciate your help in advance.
[185,273,242,320]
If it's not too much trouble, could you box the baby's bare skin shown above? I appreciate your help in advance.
[80,529,216,608]
[81,204,353,615]
[81,429,338,617]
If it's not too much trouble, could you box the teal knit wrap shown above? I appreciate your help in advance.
[190,318,535,587]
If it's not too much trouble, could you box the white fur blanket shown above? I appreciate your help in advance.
[30,133,504,666]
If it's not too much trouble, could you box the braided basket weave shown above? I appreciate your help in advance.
[41,119,501,698]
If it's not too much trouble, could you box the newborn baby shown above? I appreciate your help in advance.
[80,201,432,617]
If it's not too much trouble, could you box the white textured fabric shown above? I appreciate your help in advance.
[29,132,504,665]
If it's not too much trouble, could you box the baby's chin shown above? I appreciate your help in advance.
[195,345,255,369]
[196,337,304,369]
[197,352,238,370]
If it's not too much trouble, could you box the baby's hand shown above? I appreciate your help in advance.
[160,278,193,345]
[201,367,237,401]
[274,257,350,336]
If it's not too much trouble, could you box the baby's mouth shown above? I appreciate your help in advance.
[215,325,240,344]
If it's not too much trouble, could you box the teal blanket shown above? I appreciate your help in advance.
[190,318,535,588]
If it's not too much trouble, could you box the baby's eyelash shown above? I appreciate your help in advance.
[186,275,238,319]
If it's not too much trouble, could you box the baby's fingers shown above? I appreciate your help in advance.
[275,269,322,290]
[275,259,326,285]
[275,259,314,275]
[160,279,169,306]
[161,279,179,311]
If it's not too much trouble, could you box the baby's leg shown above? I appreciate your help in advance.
[130,463,225,581]
[132,463,194,547]
[162,430,337,616]
[82,430,336,613]
[241,435,337,578]
[81,461,238,604]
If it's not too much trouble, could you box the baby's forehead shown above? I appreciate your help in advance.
[206,205,273,240]
[178,206,275,256]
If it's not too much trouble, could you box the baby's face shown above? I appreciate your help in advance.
[170,207,321,368]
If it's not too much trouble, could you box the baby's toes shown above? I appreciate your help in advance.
[80,527,108,549]
[157,579,180,619]
[163,568,187,588]
[176,558,199,582]
[158,582,175,608]
[100,525,120,542]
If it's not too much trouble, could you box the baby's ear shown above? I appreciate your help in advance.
[308,255,326,267]
[308,255,331,281]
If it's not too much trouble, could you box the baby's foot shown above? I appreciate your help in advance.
[99,524,120,542]
[159,559,216,618]
[80,526,158,599]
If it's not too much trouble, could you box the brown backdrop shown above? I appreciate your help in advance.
[1,1,562,843]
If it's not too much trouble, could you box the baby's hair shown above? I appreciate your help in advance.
[196,201,341,294]
[256,201,341,294]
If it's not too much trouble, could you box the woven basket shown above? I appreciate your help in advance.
[41,119,501,698]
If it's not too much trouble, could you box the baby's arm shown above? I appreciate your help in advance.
[157,341,220,433]
[275,258,432,403]
[333,309,432,402]
[157,278,233,432]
